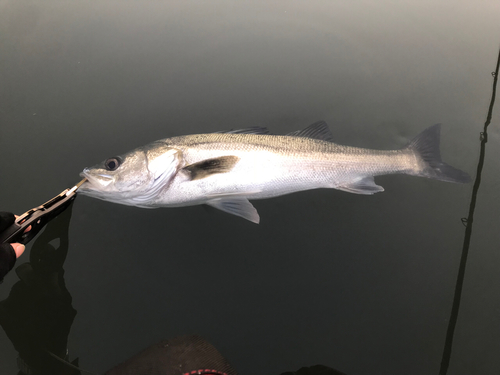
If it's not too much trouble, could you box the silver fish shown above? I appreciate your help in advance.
[79,122,470,223]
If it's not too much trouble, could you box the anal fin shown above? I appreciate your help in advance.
[337,177,384,195]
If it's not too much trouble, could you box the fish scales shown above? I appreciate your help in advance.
[163,135,404,193]
[79,121,470,223]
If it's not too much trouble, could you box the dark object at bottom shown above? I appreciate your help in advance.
[280,364,347,375]
[105,335,238,375]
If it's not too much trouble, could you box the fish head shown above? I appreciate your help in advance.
[79,143,183,206]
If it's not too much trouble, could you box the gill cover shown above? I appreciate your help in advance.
[130,144,183,205]
[79,143,183,207]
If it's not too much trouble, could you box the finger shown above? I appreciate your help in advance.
[11,243,25,258]
[14,215,32,232]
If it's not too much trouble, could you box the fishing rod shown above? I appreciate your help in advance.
[439,47,500,375]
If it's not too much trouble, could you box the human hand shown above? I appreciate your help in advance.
[0,205,77,373]
[0,212,27,281]
[0,212,26,257]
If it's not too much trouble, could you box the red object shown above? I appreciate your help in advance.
[183,370,228,375]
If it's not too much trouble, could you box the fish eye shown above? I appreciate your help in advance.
[104,157,121,171]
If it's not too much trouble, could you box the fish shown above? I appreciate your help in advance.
[79,121,470,223]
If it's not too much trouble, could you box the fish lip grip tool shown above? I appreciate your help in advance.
[0,178,87,245]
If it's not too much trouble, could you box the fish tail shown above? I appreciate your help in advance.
[407,124,471,183]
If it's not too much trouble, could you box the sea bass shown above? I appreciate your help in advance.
[79,122,470,223]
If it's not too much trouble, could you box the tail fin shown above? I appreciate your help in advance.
[407,124,471,183]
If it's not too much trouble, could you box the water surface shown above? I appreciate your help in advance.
[1,1,500,374]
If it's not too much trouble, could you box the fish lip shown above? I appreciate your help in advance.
[79,169,90,179]
[78,169,113,191]
[78,171,94,192]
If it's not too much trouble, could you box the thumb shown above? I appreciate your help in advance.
[11,243,25,258]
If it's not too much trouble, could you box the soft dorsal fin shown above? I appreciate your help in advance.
[287,121,334,142]
[214,127,270,135]
[183,155,240,180]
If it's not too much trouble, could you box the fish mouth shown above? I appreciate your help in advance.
[78,169,114,192]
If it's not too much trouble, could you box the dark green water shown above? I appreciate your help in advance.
[1,1,499,374]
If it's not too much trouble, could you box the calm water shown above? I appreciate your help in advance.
[1,1,500,374]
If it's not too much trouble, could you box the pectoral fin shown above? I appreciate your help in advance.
[183,155,240,181]
[206,197,260,224]
[337,177,384,195]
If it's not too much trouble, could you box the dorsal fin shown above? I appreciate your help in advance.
[287,121,334,142]
[214,127,270,135]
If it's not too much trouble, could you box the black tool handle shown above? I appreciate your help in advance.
[0,195,76,245]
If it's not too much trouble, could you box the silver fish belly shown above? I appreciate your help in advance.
[79,121,470,223]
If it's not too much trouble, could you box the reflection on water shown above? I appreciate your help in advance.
[0,205,79,374]
[0,202,348,375]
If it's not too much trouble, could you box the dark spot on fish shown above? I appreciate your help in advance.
[183,155,240,180]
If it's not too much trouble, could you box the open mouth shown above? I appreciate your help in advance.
[79,169,114,191]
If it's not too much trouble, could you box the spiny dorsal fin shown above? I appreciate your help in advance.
[183,155,240,180]
[287,121,334,142]
[214,127,270,135]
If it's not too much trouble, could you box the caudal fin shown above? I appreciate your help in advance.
[407,124,471,183]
